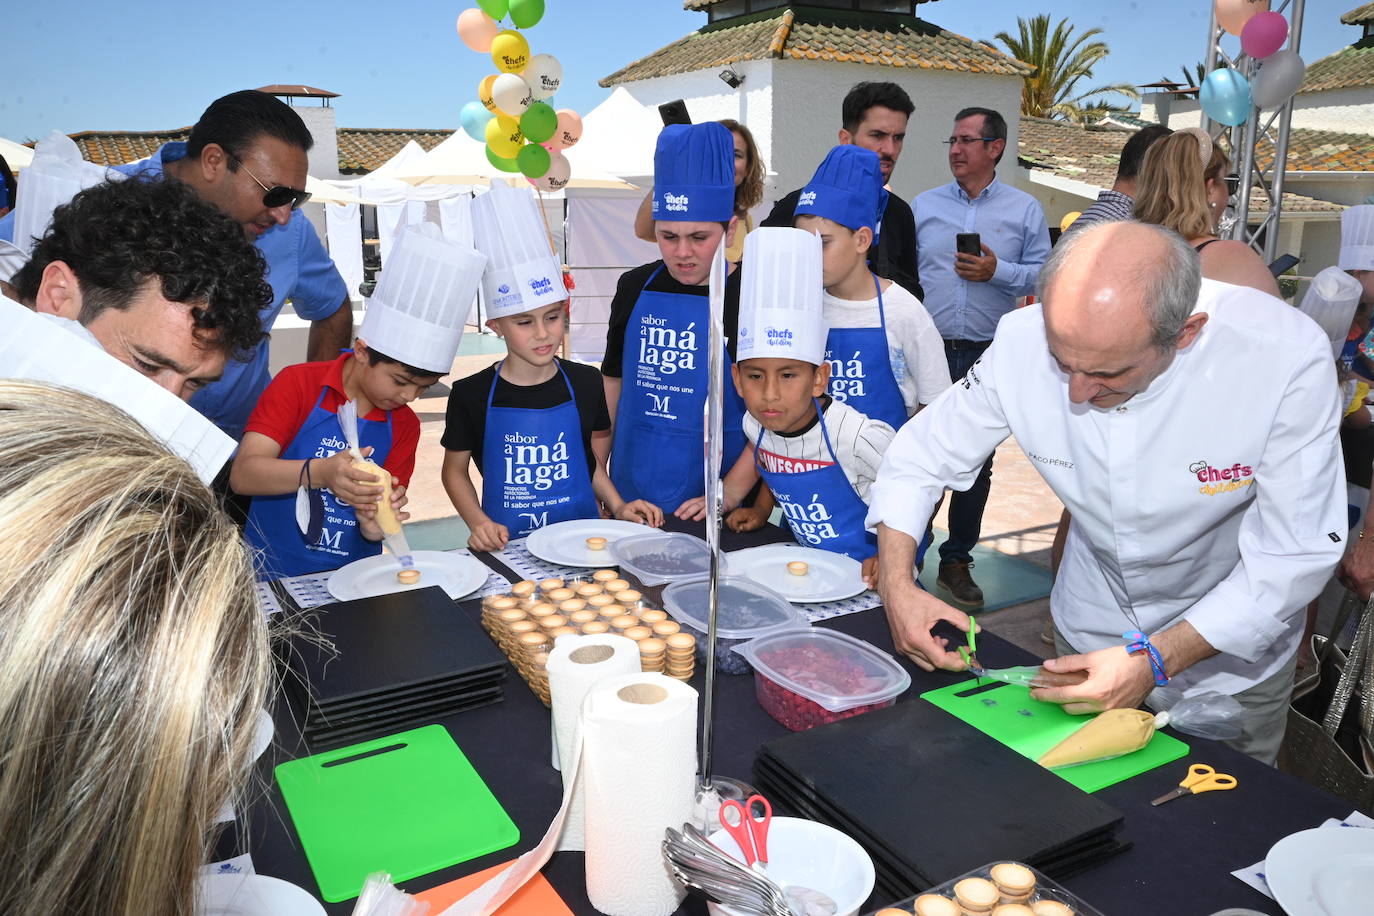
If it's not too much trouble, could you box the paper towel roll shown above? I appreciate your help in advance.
[582,672,697,916]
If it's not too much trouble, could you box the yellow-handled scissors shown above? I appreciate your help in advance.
[1150,763,1238,806]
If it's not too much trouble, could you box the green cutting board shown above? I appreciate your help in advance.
[921,679,1189,793]
[276,725,520,902]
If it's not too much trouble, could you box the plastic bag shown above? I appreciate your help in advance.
[351,873,430,916]
[1146,688,1244,740]
[970,664,1048,688]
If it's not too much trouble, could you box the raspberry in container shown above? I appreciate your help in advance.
[734,628,911,731]
[662,575,808,674]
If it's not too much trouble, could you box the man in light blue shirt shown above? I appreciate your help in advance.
[913,106,1050,607]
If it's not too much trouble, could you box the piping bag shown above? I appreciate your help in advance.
[337,400,414,569]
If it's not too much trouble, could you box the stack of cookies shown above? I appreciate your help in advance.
[879,863,1080,916]
[665,631,696,681]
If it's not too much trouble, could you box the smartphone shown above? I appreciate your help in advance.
[956,233,982,256]
[1268,253,1300,277]
[659,99,692,127]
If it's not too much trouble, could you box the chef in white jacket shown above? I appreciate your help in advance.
[869,221,1345,763]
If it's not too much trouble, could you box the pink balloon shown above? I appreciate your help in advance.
[457,8,499,53]
[1241,11,1288,60]
[531,152,572,192]
[554,110,583,150]
[1215,0,1268,37]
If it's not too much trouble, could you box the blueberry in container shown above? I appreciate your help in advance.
[662,575,808,674]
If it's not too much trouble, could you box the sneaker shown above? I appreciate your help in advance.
[937,561,984,607]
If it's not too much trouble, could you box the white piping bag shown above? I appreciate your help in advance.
[337,400,414,568]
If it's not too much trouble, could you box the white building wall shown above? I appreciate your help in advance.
[294,105,340,180]
[1142,86,1374,135]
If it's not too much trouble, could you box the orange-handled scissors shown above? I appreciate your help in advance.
[1150,763,1238,806]
[717,794,772,870]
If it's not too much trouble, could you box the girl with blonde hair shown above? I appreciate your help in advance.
[0,380,271,916]
[1133,127,1280,297]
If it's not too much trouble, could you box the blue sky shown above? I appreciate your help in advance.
[2,0,1358,142]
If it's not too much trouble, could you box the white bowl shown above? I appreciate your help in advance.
[198,873,325,915]
[704,816,875,916]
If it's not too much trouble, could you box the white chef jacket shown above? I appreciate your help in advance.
[868,279,1346,696]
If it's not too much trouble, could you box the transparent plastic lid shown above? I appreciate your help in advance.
[662,575,808,641]
[610,531,713,586]
[734,628,911,712]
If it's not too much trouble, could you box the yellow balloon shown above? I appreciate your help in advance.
[491,29,531,74]
[486,115,525,159]
[478,74,499,114]
[1060,211,1082,232]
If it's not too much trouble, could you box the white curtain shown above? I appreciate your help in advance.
[324,202,364,300]
[564,195,660,363]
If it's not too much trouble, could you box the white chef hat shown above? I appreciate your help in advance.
[1339,205,1374,272]
[359,223,487,374]
[735,227,826,365]
[1299,266,1364,360]
[470,179,566,319]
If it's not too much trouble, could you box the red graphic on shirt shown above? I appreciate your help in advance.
[757,447,834,475]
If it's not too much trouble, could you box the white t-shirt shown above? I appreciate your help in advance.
[823,280,950,416]
[743,398,895,501]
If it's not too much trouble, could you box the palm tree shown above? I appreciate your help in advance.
[990,14,1140,122]
[1178,61,1208,89]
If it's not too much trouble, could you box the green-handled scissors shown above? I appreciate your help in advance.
[1150,763,1238,806]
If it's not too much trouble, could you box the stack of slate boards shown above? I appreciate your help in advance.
[754,700,1130,902]
[287,586,507,748]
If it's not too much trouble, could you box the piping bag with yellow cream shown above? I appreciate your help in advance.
[337,400,415,571]
[1038,689,1244,769]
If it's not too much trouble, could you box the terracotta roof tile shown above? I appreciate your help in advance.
[1342,3,1374,25]
[1300,41,1374,93]
[71,129,191,167]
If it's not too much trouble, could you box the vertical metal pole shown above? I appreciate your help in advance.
[698,244,727,793]
[1231,59,1260,242]
[1263,0,1305,262]
[1200,5,1222,135]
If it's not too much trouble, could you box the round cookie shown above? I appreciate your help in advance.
[991,906,1035,916]
[1030,903,1074,916]
[953,877,998,915]
[989,862,1036,900]
[396,568,421,585]
[912,895,961,916]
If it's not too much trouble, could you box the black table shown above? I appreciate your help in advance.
[232,518,1350,915]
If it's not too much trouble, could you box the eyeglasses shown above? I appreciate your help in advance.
[1224,173,1241,196]
[228,153,311,211]
[944,136,998,147]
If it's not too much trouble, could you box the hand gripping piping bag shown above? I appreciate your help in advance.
[1037,688,1244,769]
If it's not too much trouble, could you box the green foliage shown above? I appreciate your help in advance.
[990,14,1141,122]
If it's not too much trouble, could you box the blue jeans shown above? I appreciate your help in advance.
[940,341,993,567]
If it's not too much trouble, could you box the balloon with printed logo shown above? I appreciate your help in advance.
[1215,0,1268,37]
[491,30,531,74]
[1241,11,1288,59]
[518,141,552,178]
[508,0,545,28]
[457,8,500,53]
[519,102,558,144]
[477,0,509,19]
[485,115,525,159]
[554,109,583,150]
[478,74,500,114]
[522,53,563,101]
[1251,49,1307,109]
[1199,67,1252,126]
[487,145,521,173]
[531,151,572,192]
[492,72,533,117]
[460,100,496,142]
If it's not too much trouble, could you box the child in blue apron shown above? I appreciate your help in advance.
[602,122,748,520]
[793,145,949,431]
[232,225,486,579]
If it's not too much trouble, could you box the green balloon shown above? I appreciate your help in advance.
[477,0,509,19]
[517,142,551,178]
[519,102,558,143]
[508,0,544,28]
[486,144,521,173]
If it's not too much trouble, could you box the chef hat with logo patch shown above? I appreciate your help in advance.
[1299,266,1365,360]
[1340,205,1374,272]
[652,122,736,223]
[359,223,487,374]
[471,178,566,319]
[736,228,826,366]
[794,145,884,232]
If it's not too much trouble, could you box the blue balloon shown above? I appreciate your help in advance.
[460,101,495,142]
[1199,68,1252,127]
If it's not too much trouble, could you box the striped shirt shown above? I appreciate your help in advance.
[743,399,895,501]
[1063,189,1135,235]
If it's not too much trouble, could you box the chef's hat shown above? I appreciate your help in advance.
[359,223,487,374]
[795,145,884,232]
[1299,266,1364,360]
[471,179,566,319]
[1339,205,1374,272]
[652,122,736,223]
[736,228,826,365]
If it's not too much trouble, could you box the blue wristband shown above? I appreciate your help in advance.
[1123,629,1169,686]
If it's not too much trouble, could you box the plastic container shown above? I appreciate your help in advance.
[735,629,910,731]
[662,575,807,675]
[610,531,714,586]
[862,861,1106,916]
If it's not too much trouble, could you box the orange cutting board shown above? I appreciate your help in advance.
[414,861,574,915]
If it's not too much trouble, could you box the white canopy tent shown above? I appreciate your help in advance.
[0,137,34,171]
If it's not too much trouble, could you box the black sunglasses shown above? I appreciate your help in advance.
[1224,173,1241,196]
[228,152,311,211]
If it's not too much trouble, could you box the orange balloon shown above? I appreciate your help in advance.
[1215,0,1269,37]
[478,74,499,114]
[554,109,583,150]
[456,8,499,53]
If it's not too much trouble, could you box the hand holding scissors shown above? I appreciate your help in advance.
[1150,763,1237,806]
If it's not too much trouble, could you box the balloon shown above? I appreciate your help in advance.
[518,142,552,178]
[485,115,524,158]
[554,109,583,150]
[459,100,495,142]
[519,102,558,143]
[523,53,563,100]
[456,8,500,53]
[491,29,531,74]
[486,145,521,173]
[1060,211,1082,233]
[1252,49,1307,109]
[1241,11,1288,59]
[492,72,533,116]
[1199,67,1252,126]
[531,152,572,192]
[478,74,500,114]
[477,0,509,19]
[1215,0,1268,37]
[508,0,545,29]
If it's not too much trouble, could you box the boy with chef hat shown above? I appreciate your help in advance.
[601,121,749,519]
[793,145,948,431]
[231,223,486,578]
[442,181,662,552]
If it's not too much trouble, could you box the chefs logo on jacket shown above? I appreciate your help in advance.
[826,348,866,401]
[1190,459,1254,496]
[779,492,837,546]
[504,430,570,492]
[637,314,696,376]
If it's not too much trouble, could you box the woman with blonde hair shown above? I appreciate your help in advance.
[1133,127,1280,297]
[0,380,271,916]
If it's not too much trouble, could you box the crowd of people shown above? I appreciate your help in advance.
[2,81,1373,913]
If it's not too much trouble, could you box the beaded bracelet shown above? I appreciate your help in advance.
[1123,629,1169,686]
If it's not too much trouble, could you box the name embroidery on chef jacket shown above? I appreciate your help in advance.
[778,489,838,546]
[636,314,697,390]
[826,349,868,403]
[503,430,572,494]
[1190,459,1255,496]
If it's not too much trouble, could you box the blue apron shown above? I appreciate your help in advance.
[481,361,599,538]
[823,274,907,431]
[246,390,393,579]
[610,264,746,509]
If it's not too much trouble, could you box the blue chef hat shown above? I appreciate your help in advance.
[795,145,884,232]
[652,122,736,223]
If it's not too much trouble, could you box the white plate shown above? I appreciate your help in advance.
[251,708,274,762]
[727,544,868,603]
[1265,826,1374,916]
[327,550,488,601]
[524,518,655,568]
[199,874,325,916]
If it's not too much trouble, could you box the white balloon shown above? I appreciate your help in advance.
[1252,49,1306,109]
[523,53,563,101]
[532,152,572,192]
[492,72,533,117]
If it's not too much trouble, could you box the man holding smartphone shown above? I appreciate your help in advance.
[913,107,1050,607]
